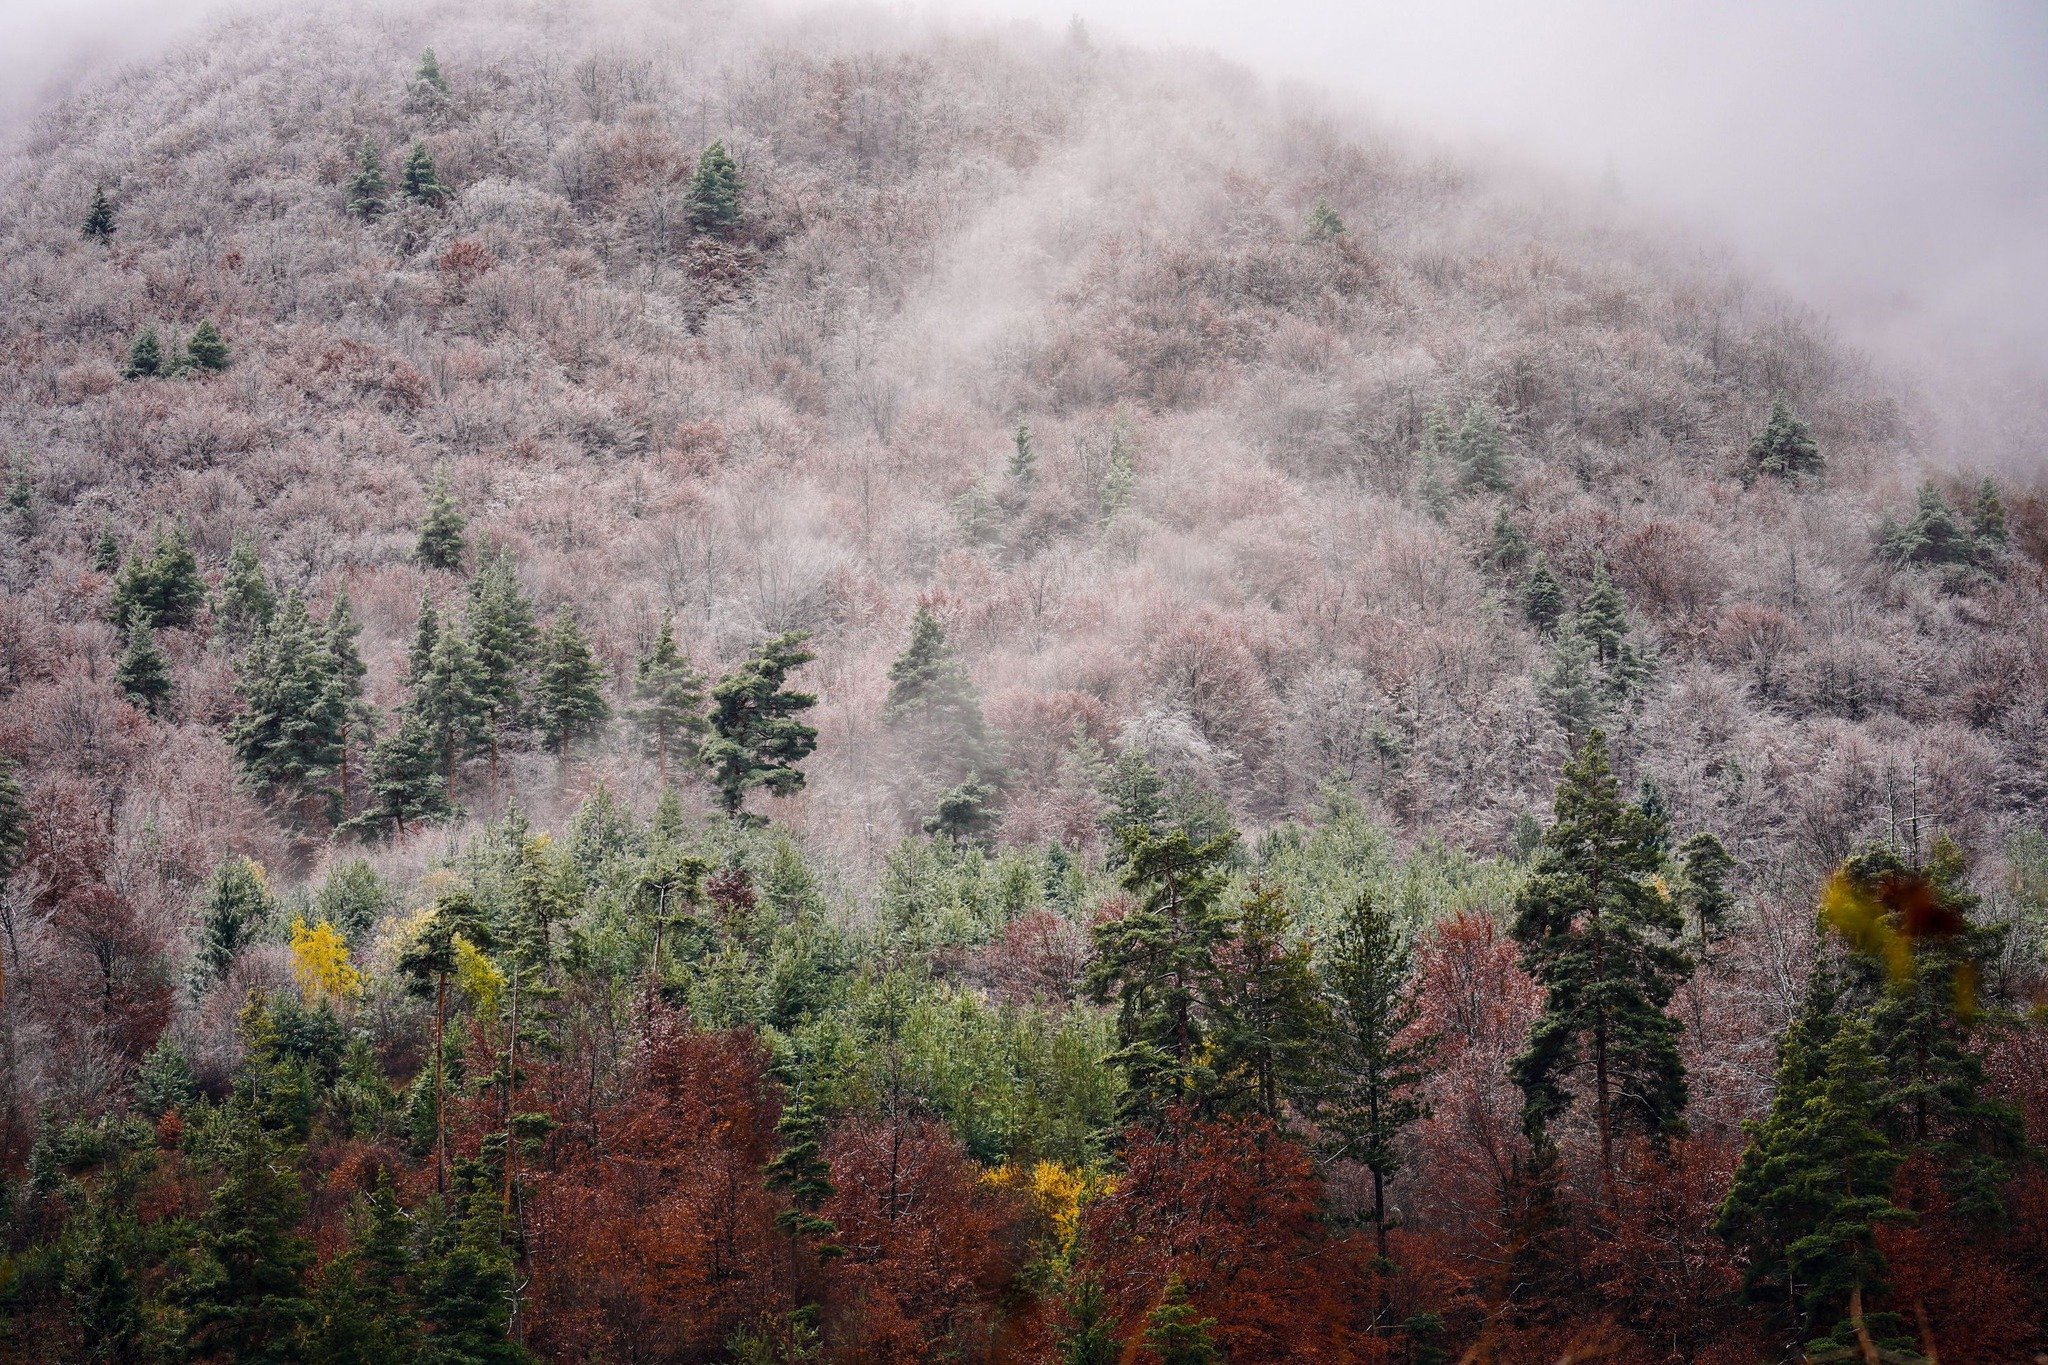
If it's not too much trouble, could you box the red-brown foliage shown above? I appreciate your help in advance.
[1079,1114,1381,1363]
[522,1013,794,1361]
[820,1114,1027,1363]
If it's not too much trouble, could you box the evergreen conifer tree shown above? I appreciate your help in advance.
[135,1036,199,1117]
[307,1175,422,1362]
[415,622,486,792]
[464,552,538,773]
[1523,555,1565,634]
[1511,730,1692,1202]
[90,521,121,575]
[122,325,162,379]
[61,1198,145,1363]
[400,141,448,204]
[1676,831,1736,950]
[324,590,373,816]
[883,605,1001,822]
[82,185,116,243]
[1054,1274,1120,1365]
[687,140,743,234]
[764,1090,843,1259]
[413,1183,523,1364]
[415,48,449,93]
[632,612,708,783]
[1481,506,1529,574]
[111,523,205,631]
[1304,198,1346,242]
[0,751,27,905]
[191,856,274,990]
[229,592,348,804]
[1008,421,1037,484]
[217,534,275,642]
[1745,397,1823,482]
[533,611,609,758]
[408,594,441,683]
[922,773,1001,847]
[1836,842,2027,1216]
[185,319,230,373]
[1717,992,1910,1350]
[1970,476,2007,557]
[1455,400,1511,493]
[1086,824,1237,1129]
[414,466,467,570]
[347,136,388,219]
[701,632,818,817]
[115,620,172,716]
[1572,562,1630,669]
[1141,1276,1222,1365]
[1100,747,1168,848]
[1538,630,1605,738]
[1879,482,1974,569]
[4,458,31,524]
[1318,889,1433,1258]
[397,891,489,1190]
[1208,882,1326,1122]
[1099,420,1136,521]
[168,1105,315,1361]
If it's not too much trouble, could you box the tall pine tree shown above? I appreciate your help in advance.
[414,466,468,570]
[1717,985,1910,1350]
[228,592,348,808]
[532,611,609,759]
[1511,729,1692,1202]
[110,524,204,631]
[82,185,116,243]
[1086,824,1237,1129]
[115,620,173,717]
[1745,397,1823,482]
[687,140,742,234]
[347,137,388,219]
[701,632,818,818]
[632,612,708,784]
[1317,889,1433,1257]
[217,533,275,642]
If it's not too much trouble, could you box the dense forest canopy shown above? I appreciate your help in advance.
[0,0,2043,1360]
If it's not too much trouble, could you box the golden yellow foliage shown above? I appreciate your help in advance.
[454,934,504,1016]
[1819,868,1978,1017]
[288,916,362,1006]
[982,1159,1107,1256]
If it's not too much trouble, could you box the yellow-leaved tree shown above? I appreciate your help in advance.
[289,916,363,1006]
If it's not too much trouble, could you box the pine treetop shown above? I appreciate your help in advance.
[687,140,743,234]
[415,466,468,570]
[1746,397,1823,482]
[185,319,231,373]
[401,141,448,205]
[1511,730,1691,1147]
[349,136,389,219]
[83,185,116,243]
[702,632,819,817]
[122,325,162,379]
[534,610,610,754]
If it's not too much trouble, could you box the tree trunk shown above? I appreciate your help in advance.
[433,971,449,1194]
[504,963,521,1216]
[337,720,351,818]
[1594,1023,1615,1208]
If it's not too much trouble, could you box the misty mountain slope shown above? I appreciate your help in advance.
[1,0,2042,906]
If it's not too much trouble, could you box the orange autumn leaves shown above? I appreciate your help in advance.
[1821,867,1978,1018]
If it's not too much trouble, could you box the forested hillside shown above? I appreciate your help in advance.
[0,0,2044,1360]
